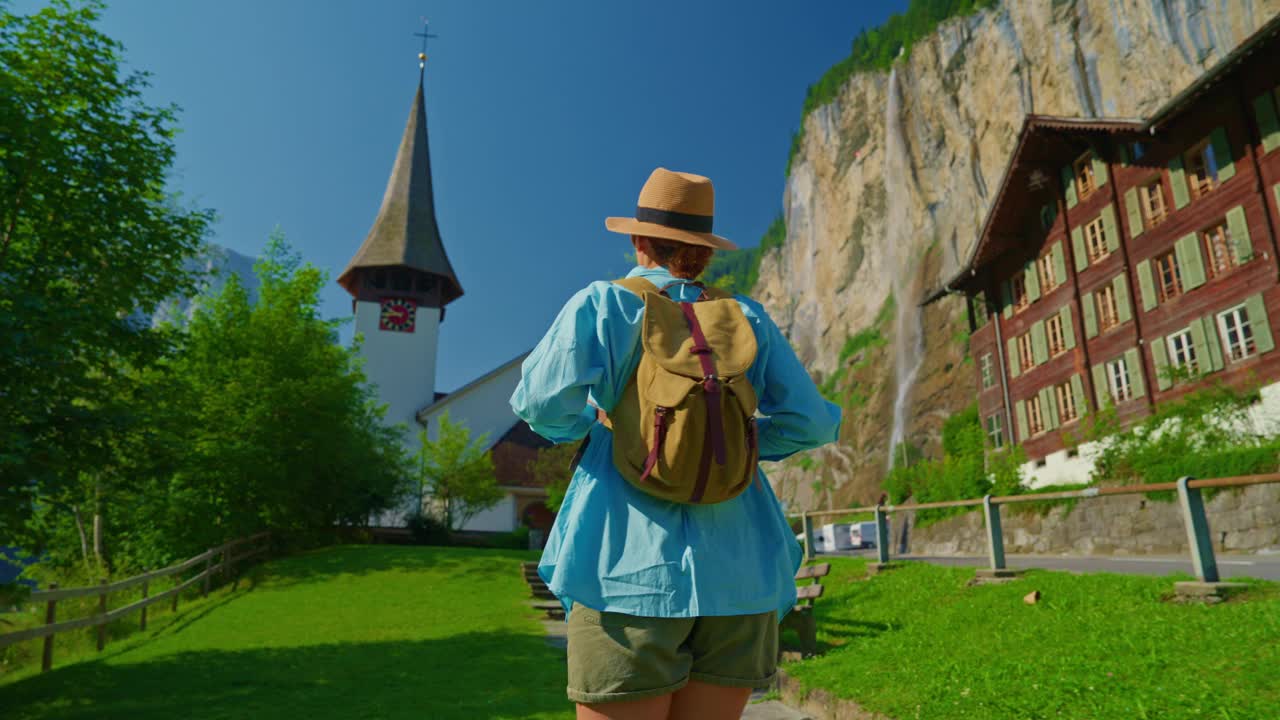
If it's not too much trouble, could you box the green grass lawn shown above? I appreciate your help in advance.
[784,558,1280,720]
[0,545,574,720]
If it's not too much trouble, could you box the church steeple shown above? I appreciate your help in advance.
[338,72,462,306]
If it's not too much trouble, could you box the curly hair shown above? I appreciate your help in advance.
[641,236,715,279]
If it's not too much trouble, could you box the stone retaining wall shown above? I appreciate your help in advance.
[901,484,1280,557]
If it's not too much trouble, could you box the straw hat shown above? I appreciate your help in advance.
[605,168,737,250]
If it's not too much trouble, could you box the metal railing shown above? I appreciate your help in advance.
[789,474,1280,584]
[0,531,271,672]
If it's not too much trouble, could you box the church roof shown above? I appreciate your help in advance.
[338,77,463,304]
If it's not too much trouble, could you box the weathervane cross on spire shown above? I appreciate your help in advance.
[414,18,438,70]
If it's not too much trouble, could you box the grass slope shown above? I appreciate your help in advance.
[785,558,1280,720]
[0,545,573,720]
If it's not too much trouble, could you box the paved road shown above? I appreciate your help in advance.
[820,548,1280,581]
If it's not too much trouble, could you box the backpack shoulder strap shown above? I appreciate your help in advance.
[698,285,736,301]
[611,277,661,297]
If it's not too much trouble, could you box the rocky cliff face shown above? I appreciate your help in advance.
[149,243,259,326]
[760,0,1280,511]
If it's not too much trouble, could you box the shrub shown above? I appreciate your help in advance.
[405,513,451,546]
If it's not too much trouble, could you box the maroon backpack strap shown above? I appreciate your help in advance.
[678,300,728,470]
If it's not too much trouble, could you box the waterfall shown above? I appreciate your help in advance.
[884,65,925,471]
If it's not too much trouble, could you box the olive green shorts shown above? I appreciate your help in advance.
[565,604,778,704]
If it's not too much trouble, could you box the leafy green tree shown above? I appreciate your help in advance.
[414,413,503,530]
[527,443,579,512]
[0,0,212,539]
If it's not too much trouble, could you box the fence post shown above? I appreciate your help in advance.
[874,505,890,565]
[202,553,212,599]
[171,570,181,613]
[41,583,57,673]
[801,513,815,562]
[140,578,149,631]
[1177,476,1220,583]
[983,495,1006,571]
[96,578,108,652]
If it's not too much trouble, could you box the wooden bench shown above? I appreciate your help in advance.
[780,562,830,658]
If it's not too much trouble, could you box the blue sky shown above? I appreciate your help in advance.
[39,0,908,391]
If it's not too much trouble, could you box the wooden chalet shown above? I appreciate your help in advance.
[932,15,1280,474]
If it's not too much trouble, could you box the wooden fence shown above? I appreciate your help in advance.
[790,473,1280,585]
[0,531,271,672]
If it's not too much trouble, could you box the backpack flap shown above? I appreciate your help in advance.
[641,294,757,378]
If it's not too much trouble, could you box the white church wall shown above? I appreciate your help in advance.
[459,495,517,533]
[419,355,526,452]
[353,300,441,432]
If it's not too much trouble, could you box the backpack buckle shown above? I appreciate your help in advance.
[702,375,721,393]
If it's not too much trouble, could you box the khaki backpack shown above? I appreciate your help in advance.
[602,277,760,504]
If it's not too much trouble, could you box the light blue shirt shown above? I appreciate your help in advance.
[510,265,842,620]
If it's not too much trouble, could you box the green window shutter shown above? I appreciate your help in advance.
[1071,374,1086,417]
[1137,260,1158,311]
[1061,305,1076,350]
[1062,165,1078,209]
[1169,155,1190,210]
[1124,187,1144,238]
[1245,293,1275,354]
[1043,387,1060,429]
[1092,363,1109,407]
[1071,226,1088,271]
[1209,127,1235,183]
[1001,280,1013,319]
[1025,262,1041,302]
[1151,336,1172,391]
[1201,316,1225,372]
[1083,291,1098,338]
[1226,205,1253,264]
[1125,348,1146,399]
[1007,336,1020,377]
[1032,321,1048,364]
[1052,242,1067,286]
[1114,274,1132,324]
[1102,205,1120,252]
[1119,143,1131,166]
[1092,154,1108,188]
[1189,318,1210,375]
[1015,400,1029,441]
[1256,92,1280,154]
[1177,232,1207,290]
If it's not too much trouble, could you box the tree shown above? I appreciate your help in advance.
[414,413,503,530]
[527,443,579,512]
[0,0,212,539]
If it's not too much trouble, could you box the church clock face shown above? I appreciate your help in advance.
[379,297,417,333]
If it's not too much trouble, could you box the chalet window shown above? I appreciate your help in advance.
[980,354,996,389]
[1085,217,1109,263]
[1130,142,1147,160]
[1028,394,1046,436]
[1010,274,1029,312]
[1055,381,1078,424]
[972,293,990,328]
[1074,153,1097,200]
[1039,204,1057,231]
[1167,329,1199,374]
[1217,305,1256,362]
[1155,250,1183,302]
[986,413,1004,449]
[1047,314,1067,357]
[1185,139,1220,200]
[1202,221,1234,278]
[1037,254,1058,293]
[1017,333,1035,371]
[1097,284,1120,332]
[1107,357,1133,403]
[1139,179,1168,228]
